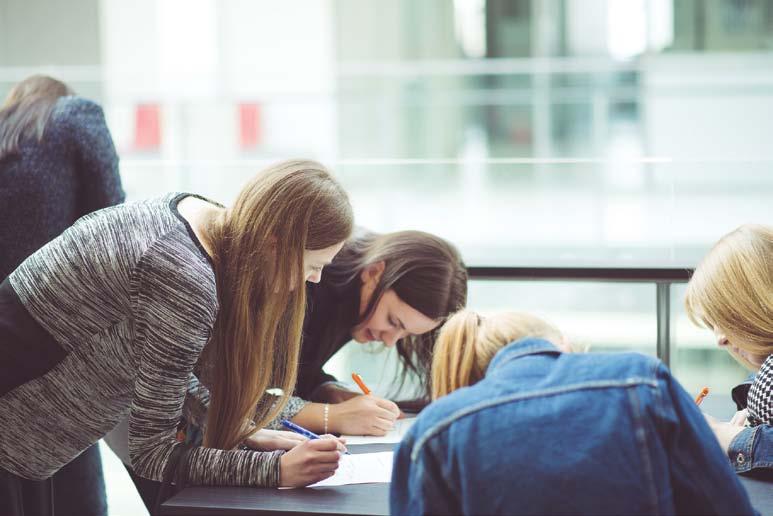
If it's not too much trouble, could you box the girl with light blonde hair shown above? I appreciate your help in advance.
[684,223,773,472]
[392,308,754,514]
[431,310,569,399]
[685,224,773,371]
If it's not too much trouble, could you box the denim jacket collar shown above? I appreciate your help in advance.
[486,337,562,376]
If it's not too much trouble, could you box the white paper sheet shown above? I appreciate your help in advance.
[309,451,394,487]
[340,416,416,445]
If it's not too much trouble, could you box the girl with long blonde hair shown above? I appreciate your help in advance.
[391,309,754,514]
[685,223,773,473]
[0,160,353,516]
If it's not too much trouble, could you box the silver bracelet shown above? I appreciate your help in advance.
[323,403,330,434]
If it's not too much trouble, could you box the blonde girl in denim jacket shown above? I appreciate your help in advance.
[391,310,755,515]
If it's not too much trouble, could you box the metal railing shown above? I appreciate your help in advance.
[467,266,694,367]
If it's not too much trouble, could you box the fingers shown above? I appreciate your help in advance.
[282,431,308,442]
[277,437,305,450]
[371,417,395,434]
[279,439,344,487]
[319,434,348,453]
[307,437,342,452]
[730,409,748,427]
[307,450,342,464]
[372,397,401,416]
[373,406,398,423]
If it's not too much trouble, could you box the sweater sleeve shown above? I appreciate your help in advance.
[60,97,125,215]
[265,396,310,430]
[128,235,283,487]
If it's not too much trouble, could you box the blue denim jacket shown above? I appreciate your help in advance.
[730,375,773,473]
[390,338,756,515]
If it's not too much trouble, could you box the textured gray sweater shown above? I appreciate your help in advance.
[1,193,304,486]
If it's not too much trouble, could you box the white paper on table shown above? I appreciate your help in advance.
[340,416,416,445]
[309,451,394,487]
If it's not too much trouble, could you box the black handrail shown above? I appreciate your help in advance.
[465,266,695,366]
[467,266,693,283]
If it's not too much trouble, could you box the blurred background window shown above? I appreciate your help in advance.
[2,1,771,513]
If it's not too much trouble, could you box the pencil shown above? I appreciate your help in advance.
[351,372,371,395]
[694,386,710,405]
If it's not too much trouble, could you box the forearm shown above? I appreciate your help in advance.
[288,383,363,434]
[265,396,310,430]
[289,401,352,434]
[185,446,284,487]
[290,403,329,434]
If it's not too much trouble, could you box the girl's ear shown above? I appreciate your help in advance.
[360,260,386,286]
[358,261,386,317]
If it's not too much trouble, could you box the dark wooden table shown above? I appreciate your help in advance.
[161,401,772,516]
[160,446,771,516]
[160,443,391,516]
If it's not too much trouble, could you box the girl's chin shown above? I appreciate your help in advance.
[745,354,767,369]
[732,348,766,369]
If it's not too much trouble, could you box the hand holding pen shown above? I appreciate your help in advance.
[281,419,349,454]
[278,420,347,488]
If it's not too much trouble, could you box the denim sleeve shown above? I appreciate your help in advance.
[728,425,773,473]
[656,363,757,515]
[390,429,459,516]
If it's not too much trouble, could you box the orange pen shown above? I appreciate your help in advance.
[351,372,371,395]
[694,387,710,406]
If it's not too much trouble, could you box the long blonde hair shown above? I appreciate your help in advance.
[202,160,353,450]
[685,224,773,368]
[431,310,566,400]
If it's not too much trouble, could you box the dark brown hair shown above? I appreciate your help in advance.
[201,160,353,450]
[0,75,73,161]
[323,229,468,396]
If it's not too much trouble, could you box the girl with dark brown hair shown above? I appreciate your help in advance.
[286,229,469,436]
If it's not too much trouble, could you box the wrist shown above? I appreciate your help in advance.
[327,403,343,434]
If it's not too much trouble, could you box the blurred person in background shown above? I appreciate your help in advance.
[0,74,125,516]
[685,223,773,475]
[391,310,755,515]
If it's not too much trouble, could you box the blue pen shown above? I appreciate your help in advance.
[281,419,350,454]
